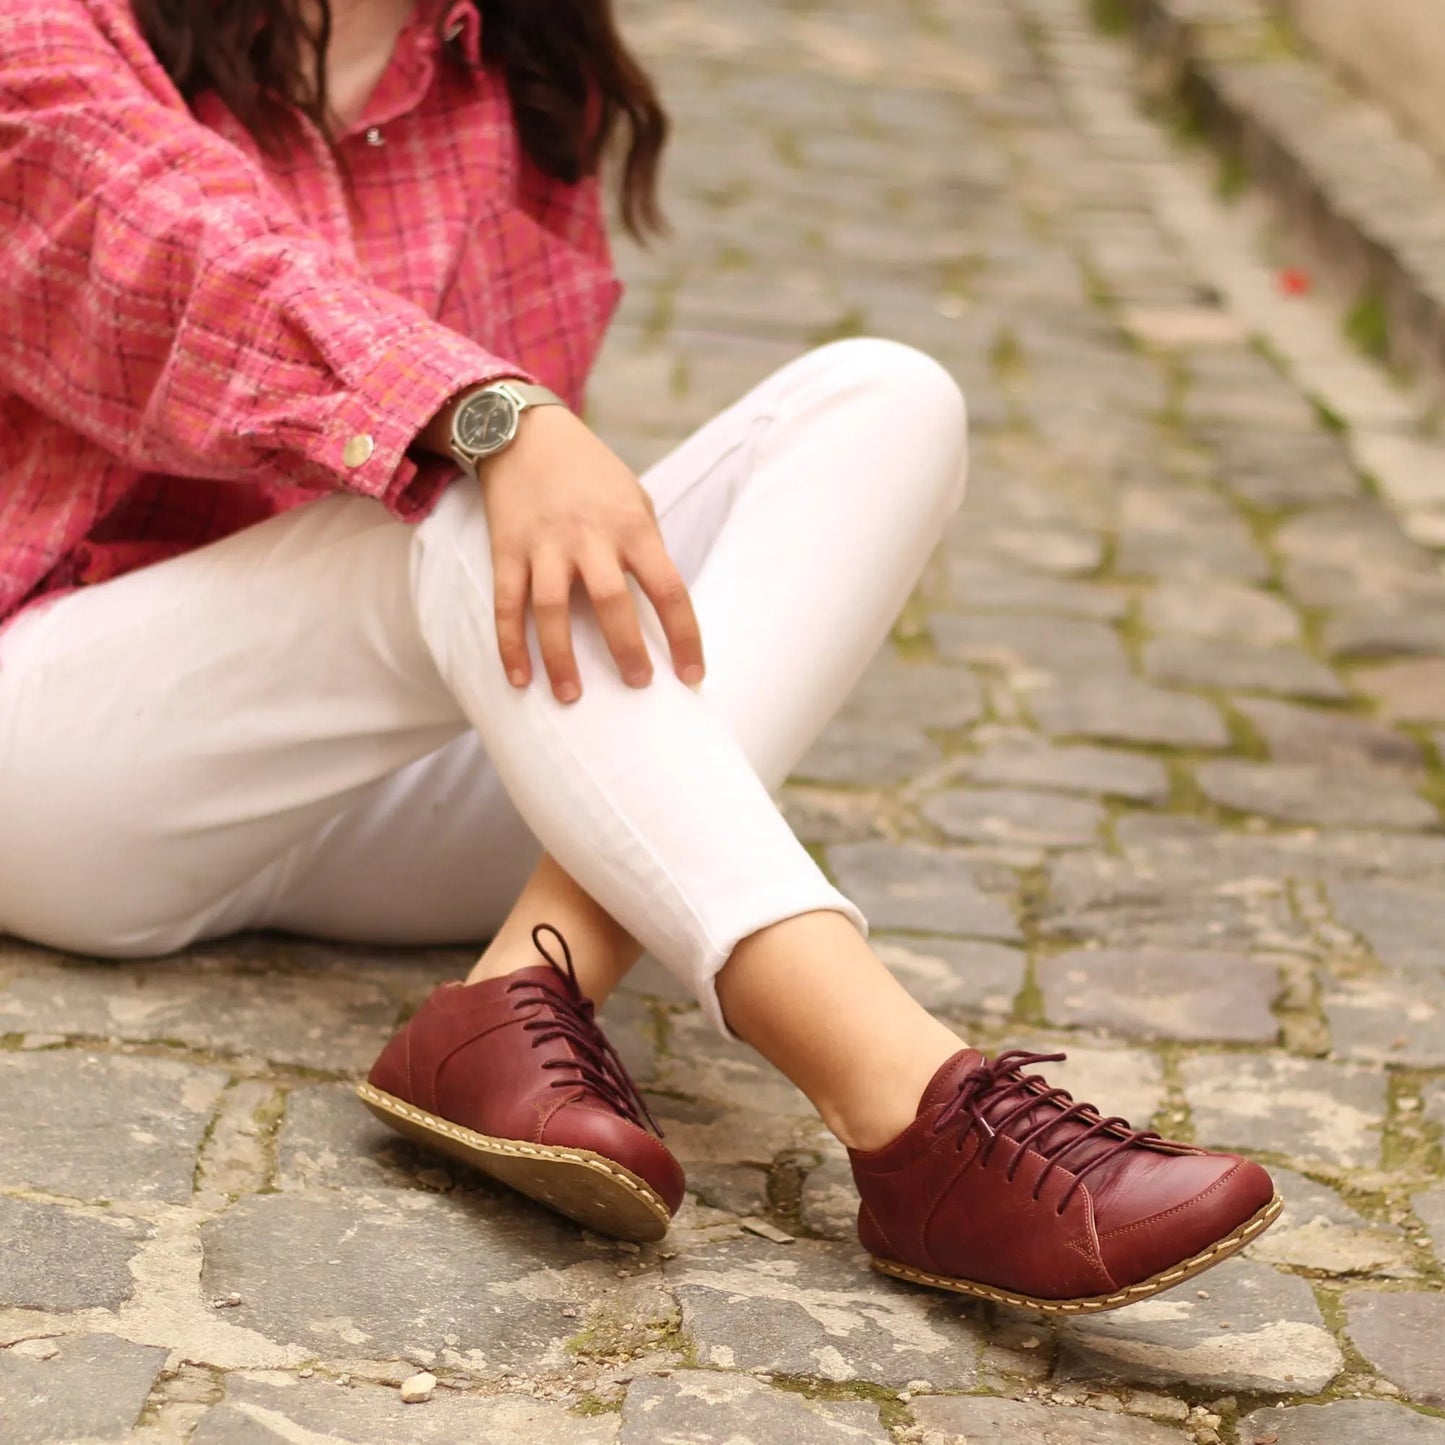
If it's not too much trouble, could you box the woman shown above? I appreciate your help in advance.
[0,0,1279,1312]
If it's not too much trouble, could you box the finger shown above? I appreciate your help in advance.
[626,535,705,684]
[531,551,582,703]
[492,552,532,687]
[578,545,653,688]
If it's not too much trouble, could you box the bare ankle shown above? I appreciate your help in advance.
[817,1032,964,1152]
[465,952,533,986]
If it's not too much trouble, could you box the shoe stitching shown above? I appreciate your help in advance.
[871,1194,1283,1315]
[356,1083,670,1216]
[1094,1160,1248,1242]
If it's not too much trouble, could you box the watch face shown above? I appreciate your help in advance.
[456,391,518,455]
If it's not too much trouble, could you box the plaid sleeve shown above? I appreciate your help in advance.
[0,1,530,515]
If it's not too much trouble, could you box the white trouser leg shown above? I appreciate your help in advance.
[0,340,967,1029]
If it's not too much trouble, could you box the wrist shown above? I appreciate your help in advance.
[413,378,531,459]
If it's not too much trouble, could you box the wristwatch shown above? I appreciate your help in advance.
[446,379,567,480]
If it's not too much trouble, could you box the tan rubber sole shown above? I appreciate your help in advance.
[355,1082,673,1243]
[871,1191,1284,1315]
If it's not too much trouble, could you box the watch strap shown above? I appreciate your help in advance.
[489,379,566,412]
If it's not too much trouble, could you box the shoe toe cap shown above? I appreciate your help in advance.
[1096,1153,1276,1289]
[548,1103,687,1217]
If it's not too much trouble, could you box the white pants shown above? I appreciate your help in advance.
[0,340,967,1033]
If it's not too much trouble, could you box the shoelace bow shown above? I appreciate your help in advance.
[506,923,664,1138]
[931,1049,1161,1215]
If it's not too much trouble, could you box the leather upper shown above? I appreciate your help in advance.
[849,1050,1274,1299]
[369,965,685,1215]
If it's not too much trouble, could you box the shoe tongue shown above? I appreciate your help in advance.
[918,1049,987,1115]
[505,962,572,998]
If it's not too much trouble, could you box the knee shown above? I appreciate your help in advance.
[809,338,968,514]
[811,336,967,442]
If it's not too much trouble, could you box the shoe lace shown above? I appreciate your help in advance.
[931,1049,1161,1215]
[506,923,664,1138]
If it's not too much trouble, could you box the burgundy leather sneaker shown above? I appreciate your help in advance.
[850,1049,1281,1314]
[357,925,683,1242]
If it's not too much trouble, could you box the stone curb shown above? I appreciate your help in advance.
[1115,0,1445,401]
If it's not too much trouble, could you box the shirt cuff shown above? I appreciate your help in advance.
[273,317,538,521]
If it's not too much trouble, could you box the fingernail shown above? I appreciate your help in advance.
[626,669,652,687]
[557,683,580,703]
[508,669,528,687]
[682,665,704,686]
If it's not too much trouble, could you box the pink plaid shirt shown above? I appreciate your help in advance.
[0,0,622,627]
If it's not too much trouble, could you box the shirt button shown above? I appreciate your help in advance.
[364,126,384,147]
[343,434,375,467]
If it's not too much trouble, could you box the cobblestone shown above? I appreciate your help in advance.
[1142,639,1348,702]
[826,841,1020,940]
[0,1052,227,1203]
[912,1394,1186,1443]
[1193,759,1437,830]
[191,1375,621,1444]
[5,0,1445,1437]
[1240,1400,1445,1444]
[874,935,1025,1018]
[669,1235,983,1387]
[949,736,1170,803]
[1,1196,149,1313]
[1140,579,1301,646]
[921,786,1108,849]
[1057,1258,1343,1393]
[1354,659,1445,724]
[1233,698,1424,774]
[0,1334,168,1445]
[621,1373,887,1444]
[1037,948,1279,1043]
[1180,1054,1387,1169]
[1343,1291,1445,1406]
[1412,1186,1445,1263]
[1026,676,1231,749]
[1251,1168,1414,1276]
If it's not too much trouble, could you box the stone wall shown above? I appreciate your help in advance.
[1278,0,1445,167]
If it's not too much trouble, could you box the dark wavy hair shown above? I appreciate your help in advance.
[130,0,669,237]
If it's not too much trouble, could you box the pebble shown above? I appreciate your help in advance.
[740,1217,795,1244]
[298,1369,313,1379]
[400,1371,437,1404]
[209,1293,243,1309]
[10,1339,60,1360]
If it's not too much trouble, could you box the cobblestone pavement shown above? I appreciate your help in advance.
[4,1,1445,1441]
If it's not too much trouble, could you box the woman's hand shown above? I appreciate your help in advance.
[477,405,704,703]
